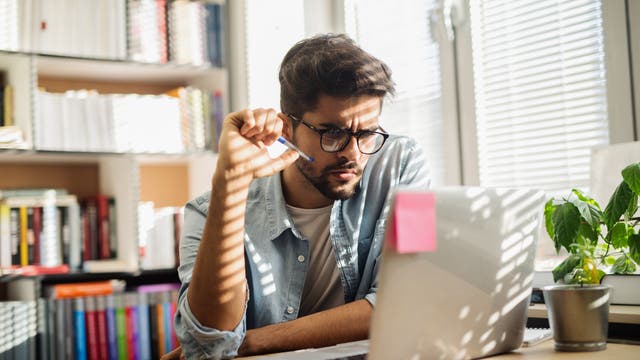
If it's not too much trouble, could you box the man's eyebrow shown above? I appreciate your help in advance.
[317,122,380,132]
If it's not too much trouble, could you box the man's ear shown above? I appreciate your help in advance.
[278,113,294,140]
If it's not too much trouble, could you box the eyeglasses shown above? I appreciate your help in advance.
[287,114,389,155]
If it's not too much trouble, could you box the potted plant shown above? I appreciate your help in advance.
[542,161,640,351]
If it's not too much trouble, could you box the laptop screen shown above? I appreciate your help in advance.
[369,187,546,360]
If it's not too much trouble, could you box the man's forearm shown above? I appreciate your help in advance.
[187,171,251,331]
[240,299,373,356]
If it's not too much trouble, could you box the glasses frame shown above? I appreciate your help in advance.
[287,114,389,155]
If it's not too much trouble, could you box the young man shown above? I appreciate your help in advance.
[174,34,430,359]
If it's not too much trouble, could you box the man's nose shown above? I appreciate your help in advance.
[336,135,361,161]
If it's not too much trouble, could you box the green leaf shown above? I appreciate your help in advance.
[605,255,616,265]
[629,234,640,265]
[611,255,637,274]
[572,188,602,210]
[552,254,581,283]
[569,197,602,229]
[544,198,556,240]
[626,193,638,219]
[603,181,633,230]
[622,162,640,195]
[578,222,598,245]
[552,203,581,253]
[609,222,629,249]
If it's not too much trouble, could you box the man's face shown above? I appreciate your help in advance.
[290,95,382,200]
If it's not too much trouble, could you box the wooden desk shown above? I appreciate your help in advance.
[495,341,638,359]
[239,340,639,359]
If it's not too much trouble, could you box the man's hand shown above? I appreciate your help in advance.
[217,108,299,187]
[188,108,299,332]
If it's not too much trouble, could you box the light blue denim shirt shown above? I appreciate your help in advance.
[175,135,431,359]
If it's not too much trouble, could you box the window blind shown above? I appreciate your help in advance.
[469,0,609,194]
[346,0,445,185]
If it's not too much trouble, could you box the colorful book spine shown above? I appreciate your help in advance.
[125,293,139,360]
[136,292,151,360]
[105,295,119,360]
[85,296,99,360]
[74,298,87,360]
[115,295,128,360]
[95,296,109,360]
[19,206,27,265]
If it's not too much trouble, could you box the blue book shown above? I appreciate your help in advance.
[73,298,87,360]
[136,292,151,360]
[162,293,172,354]
[105,295,118,360]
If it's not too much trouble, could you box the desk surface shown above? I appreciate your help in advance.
[240,340,638,359]
[497,341,637,359]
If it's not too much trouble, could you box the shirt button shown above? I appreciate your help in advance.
[286,306,295,314]
[297,255,305,262]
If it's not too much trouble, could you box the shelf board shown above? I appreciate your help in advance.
[36,268,179,286]
[0,149,217,163]
[1,50,224,84]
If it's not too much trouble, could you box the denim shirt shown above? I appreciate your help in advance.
[175,135,431,359]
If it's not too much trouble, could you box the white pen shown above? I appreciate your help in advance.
[277,137,314,162]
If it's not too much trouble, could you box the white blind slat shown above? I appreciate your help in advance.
[470,0,609,193]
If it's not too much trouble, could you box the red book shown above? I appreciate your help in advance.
[95,296,109,360]
[85,297,100,360]
[95,195,111,260]
[125,297,137,360]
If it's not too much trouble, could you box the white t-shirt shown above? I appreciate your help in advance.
[286,204,345,317]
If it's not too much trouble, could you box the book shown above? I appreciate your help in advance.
[0,203,11,267]
[73,298,87,360]
[95,296,109,360]
[136,292,151,360]
[114,294,128,360]
[105,295,118,360]
[84,296,99,360]
[601,274,640,305]
[45,280,126,299]
[3,84,13,126]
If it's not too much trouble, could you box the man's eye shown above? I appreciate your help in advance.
[325,128,346,137]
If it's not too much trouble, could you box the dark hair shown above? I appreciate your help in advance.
[279,33,395,119]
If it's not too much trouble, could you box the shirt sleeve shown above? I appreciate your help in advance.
[174,197,249,359]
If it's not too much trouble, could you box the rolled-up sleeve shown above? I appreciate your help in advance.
[174,195,249,359]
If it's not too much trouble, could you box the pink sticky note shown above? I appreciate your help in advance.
[387,191,437,253]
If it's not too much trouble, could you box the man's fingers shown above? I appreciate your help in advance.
[239,109,256,135]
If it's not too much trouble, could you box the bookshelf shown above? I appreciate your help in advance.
[0,0,226,274]
[0,1,227,358]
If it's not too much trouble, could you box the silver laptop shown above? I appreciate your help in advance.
[368,187,546,360]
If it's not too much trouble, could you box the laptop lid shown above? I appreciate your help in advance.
[369,187,545,360]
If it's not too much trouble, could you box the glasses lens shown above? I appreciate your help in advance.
[321,129,350,152]
[358,132,385,154]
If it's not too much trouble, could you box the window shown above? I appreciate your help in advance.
[469,0,610,194]
[345,0,447,186]
[244,0,305,108]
